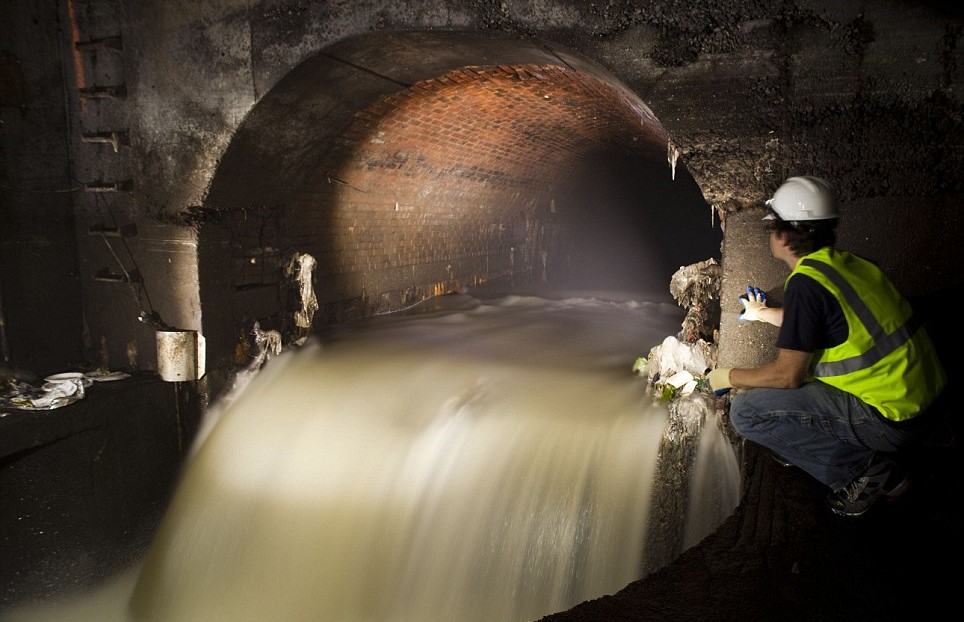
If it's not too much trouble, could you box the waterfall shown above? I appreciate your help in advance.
[4,292,741,622]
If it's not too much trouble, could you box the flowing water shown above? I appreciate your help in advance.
[2,290,741,622]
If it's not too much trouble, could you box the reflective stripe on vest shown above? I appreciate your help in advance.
[801,258,921,377]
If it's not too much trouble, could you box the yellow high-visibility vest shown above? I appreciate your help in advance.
[789,247,946,422]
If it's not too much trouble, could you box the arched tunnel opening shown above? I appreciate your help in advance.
[196,31,721,382]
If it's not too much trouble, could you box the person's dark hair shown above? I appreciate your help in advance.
[768,218,838,255]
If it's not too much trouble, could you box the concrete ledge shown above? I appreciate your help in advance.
[0,375,199,608]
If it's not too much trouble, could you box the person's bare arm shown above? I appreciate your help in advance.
[757,306,784,327]
[729,348,811,389]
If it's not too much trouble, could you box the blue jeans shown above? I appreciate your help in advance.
[728,381,922,490]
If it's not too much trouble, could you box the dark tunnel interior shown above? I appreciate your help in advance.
[559,148,719,294]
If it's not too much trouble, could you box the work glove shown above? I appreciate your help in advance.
[707,367,733,395]
[739,286,768,322]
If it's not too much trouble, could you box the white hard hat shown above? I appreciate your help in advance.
[764,176,839,222]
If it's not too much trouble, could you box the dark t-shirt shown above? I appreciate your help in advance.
[775,273,848,352]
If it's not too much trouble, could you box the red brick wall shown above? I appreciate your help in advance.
[223,63,668,344]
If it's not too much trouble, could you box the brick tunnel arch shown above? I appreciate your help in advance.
[198,30,721,383]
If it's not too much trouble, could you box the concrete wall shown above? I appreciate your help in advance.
[2,0,961,382]
[1,0,961,612]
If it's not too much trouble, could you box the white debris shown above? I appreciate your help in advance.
[662,369,698,397]
[670,259,722,343]
[665,390,714,441]
[646,335,716,386]
[2,377,85,410]
[252,322,282,367]
[670,258,721,309]
[285,252,319,345]
[667,139,680,181]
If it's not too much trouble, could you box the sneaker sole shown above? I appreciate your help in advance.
[830,504,871,518]
[828,476,913,518]
[884,476,912,501]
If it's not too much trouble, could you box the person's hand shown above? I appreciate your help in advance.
[739,286,768,322]
[707,367,733,395]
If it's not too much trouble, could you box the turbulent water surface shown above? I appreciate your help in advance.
[3,290,740,622]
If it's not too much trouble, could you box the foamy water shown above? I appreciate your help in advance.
[2,290,740,622]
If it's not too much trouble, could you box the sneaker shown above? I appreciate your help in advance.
[771,452,793,468]
[826,457,911,517]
